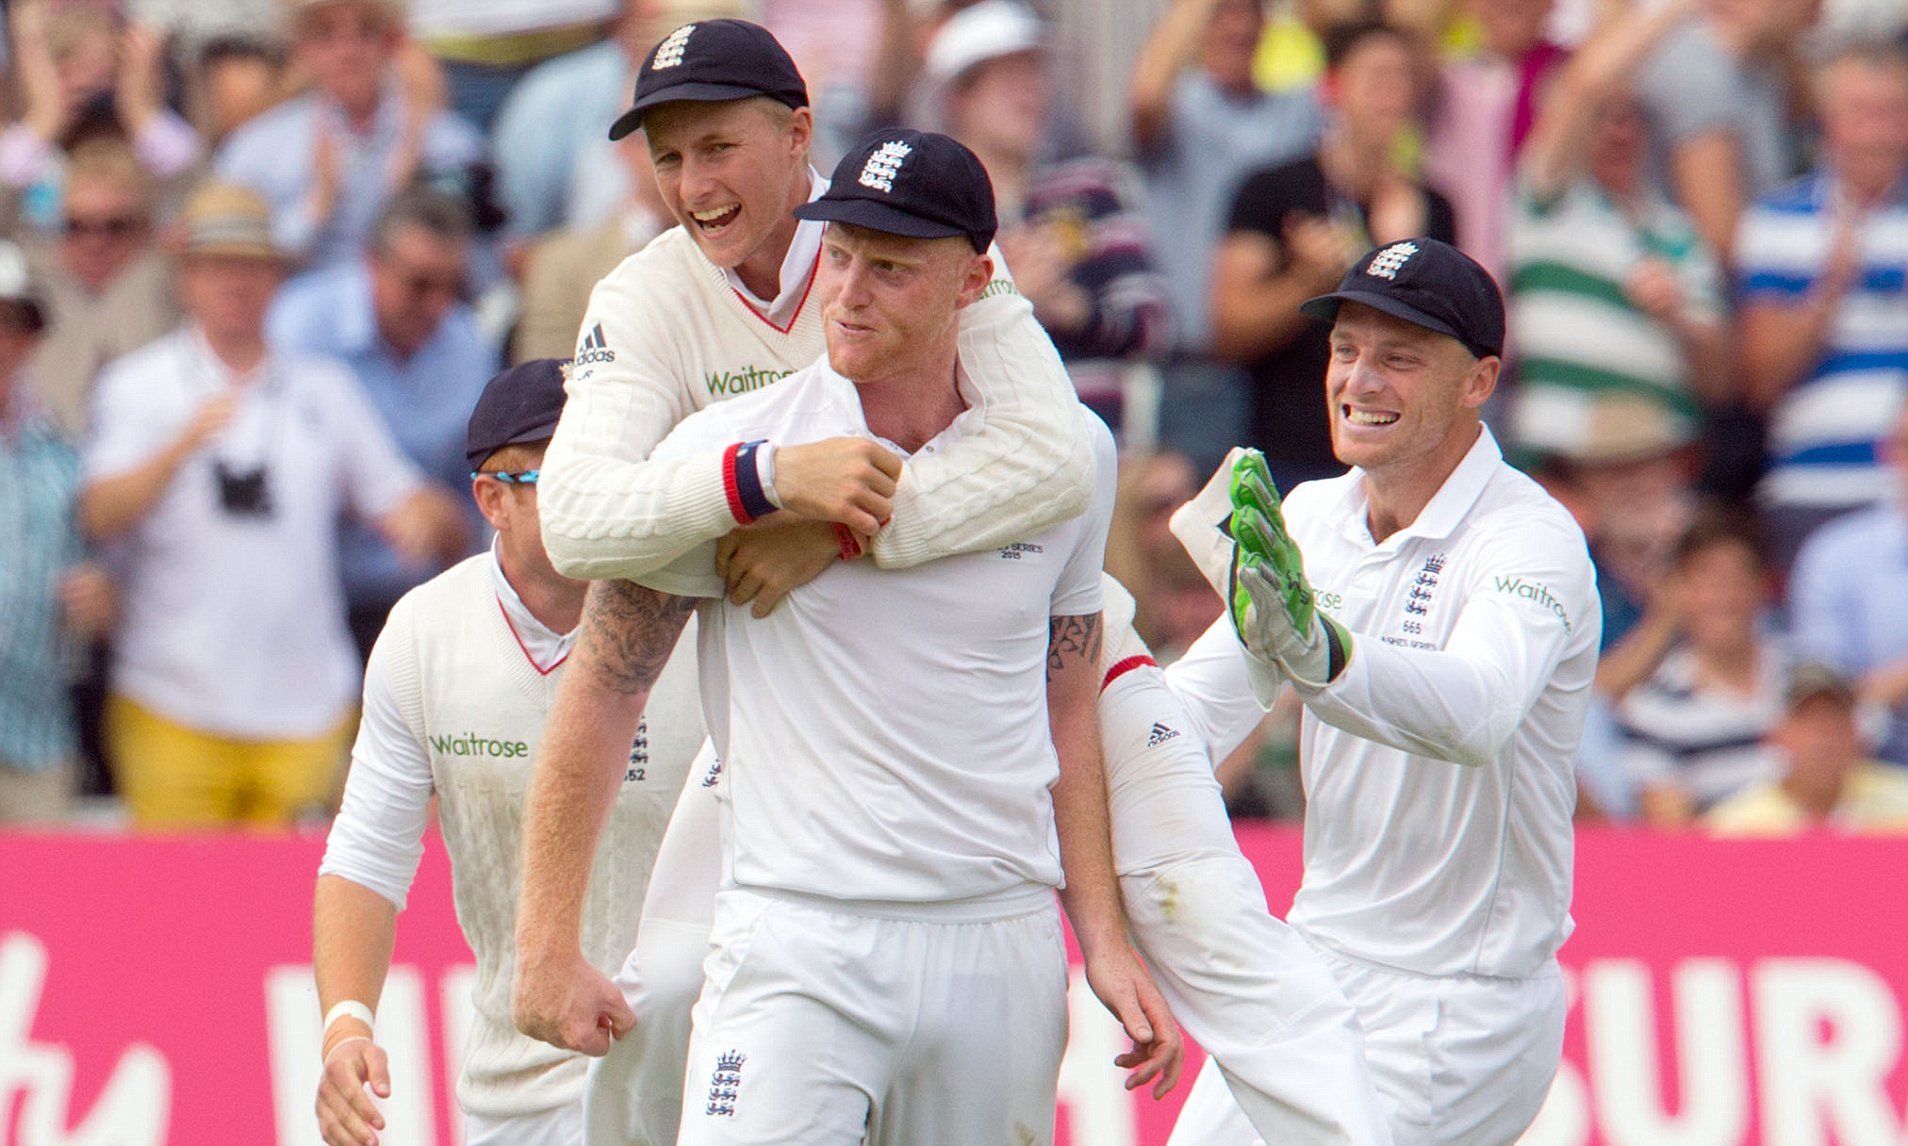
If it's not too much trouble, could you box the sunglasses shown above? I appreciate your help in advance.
[473,469,539,485]
[63,214,147,240]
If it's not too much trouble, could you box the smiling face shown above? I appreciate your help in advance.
[818,223,990,388]
[1325,302,1496,479]
[644,97,813,290]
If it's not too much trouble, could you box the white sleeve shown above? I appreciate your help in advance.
[1296,514,1601,768]
[871,266,1096,569]
[318,596,435,910]
[319,361,423,520]
[537,263,746,581]
[1163,616,1270,764]
[1049,416,1118,616]
[81,357,178,482]
[624,405,742,599]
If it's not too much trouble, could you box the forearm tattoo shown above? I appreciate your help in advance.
[1047,613,1104,682]
[578,579,694,695]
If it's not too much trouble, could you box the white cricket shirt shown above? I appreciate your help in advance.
[82,327,421,738]
[320,550,704,1117]
[1181,428,1600,980]
[646,360,1118,911]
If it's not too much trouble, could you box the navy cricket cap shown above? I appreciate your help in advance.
[467,358,569,471]
[794,128,998,253]
[1300,238,1505,360]
[607,19,808,141]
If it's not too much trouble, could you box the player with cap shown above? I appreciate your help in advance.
[517,126,1152,1146]
[1162,237,1601,1145]
[535,17,1093,595]
[558,131,1395,1146]
[312,360,706,1146]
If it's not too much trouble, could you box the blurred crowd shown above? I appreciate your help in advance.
[5,0,1908,836]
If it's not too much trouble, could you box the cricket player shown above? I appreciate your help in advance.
[311,360,705,1146]
[1165,238,1602,1146]
[523,127,1156,1144]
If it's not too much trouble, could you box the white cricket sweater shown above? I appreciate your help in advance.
[321,554,705,1118]
[540,202,1097,580]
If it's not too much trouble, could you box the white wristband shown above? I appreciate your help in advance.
[323,999,375,1034]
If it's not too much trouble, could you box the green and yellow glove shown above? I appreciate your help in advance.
[1228,450,1352,689]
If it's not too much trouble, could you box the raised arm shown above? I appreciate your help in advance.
[514,580,693,1054]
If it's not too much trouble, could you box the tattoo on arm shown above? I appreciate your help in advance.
[578,580,695,695]
[1047,613,1104,682]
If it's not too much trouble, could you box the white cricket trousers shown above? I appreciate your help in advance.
[587,661,1395,1146]
[1169,946,1567,1146]
[1104,666,1391,1146]
[673,886,1069,1146]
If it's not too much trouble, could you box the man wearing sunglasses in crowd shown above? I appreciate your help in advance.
[270,185,495,662]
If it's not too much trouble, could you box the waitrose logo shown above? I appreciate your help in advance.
[705,365,791,399]
[1493,575,1574,634]
[428,733,530,759]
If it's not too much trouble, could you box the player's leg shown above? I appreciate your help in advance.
[675,890,894,1146]
[1416,968,1566,1145]
[869,905,1068,1146]
[1102,668,1391,1146]
[586,741,725,1146]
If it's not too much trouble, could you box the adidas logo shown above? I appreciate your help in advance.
[1146,722,1179,747]
[575,323,616,366]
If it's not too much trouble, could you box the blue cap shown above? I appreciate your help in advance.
[466,358,568,470]
[794,128,997,253]
[608,19,808,141]
[1300,238,1505,359]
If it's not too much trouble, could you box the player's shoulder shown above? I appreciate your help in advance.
[1471,458,1588,545]
[596,225,703,293]
[390,554,493,627]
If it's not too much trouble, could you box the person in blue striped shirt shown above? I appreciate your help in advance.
[1737,40,1908,571]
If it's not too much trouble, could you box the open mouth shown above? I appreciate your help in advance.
[691,204,741,234]
[1343,405,1400,427]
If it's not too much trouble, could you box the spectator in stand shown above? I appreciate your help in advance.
[1738,40,1908,570]
[19,138,179,438]
[1534,397,1702,820]
[214,0,484,272]
[1706,662,1908,834]
[1789,403,1908,769]
[409,0,618,133]
[268,187,490,663]
[190,36,293,151]
[931,1,1171,436]
[512,133,672,364]
[79,182,465,828]
[1104,449,1222,662]
[1614,506,1789,829]
[1,1,201,226]
[1129,0,1323,471]
[491,0,752,247]
[1633,0,1819,267]
[1422,0,1569,281]
[1210,18,1455,490]
[1507,0,1729,463]
[0,243,114,825]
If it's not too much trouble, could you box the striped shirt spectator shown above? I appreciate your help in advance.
[1737,174,1908,519]
[1737,43,1908,569]
[1509,177,1722,459]
[1616,642,1789,818]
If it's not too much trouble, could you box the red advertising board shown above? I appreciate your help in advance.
[2,827,1905,1145]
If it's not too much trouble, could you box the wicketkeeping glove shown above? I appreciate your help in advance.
[1228,450,1352,689]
